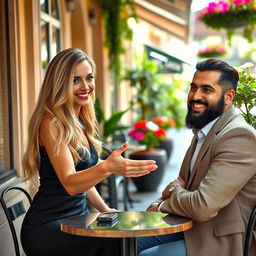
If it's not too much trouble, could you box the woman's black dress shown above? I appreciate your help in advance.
[21,144,120,256]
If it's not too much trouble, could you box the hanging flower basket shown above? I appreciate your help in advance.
[197,45,227,58]
[197,0,256,42]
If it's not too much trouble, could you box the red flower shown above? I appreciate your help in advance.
[154,128,166,137]
[152,116,176,130]
[134,120,147,130]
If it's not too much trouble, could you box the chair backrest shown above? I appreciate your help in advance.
[244,206,256,256]
[0,186,32,256]
[97,146,128,210]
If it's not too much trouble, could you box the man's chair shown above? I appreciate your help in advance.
[0,186,32,256]
[244,206,256,256]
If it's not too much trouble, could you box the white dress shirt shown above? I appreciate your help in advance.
[190,117,219,172]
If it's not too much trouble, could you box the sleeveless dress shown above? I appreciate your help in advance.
[21,144,121,256]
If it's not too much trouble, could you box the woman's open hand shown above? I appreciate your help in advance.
[101,142,157,178]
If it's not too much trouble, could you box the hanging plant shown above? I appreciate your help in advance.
[197,45,227,58]
[96,0,136,81]
[197,0,256,43]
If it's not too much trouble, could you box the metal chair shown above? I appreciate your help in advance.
[0,186,32,256]
[96,147,128,210]
[244,206,256,256]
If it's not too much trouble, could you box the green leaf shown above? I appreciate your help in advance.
[95,97,105,124]
[103,110,128,137]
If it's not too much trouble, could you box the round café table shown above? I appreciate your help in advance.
[61,211,192,256]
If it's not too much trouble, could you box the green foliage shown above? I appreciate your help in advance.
[233,63,256,129]
[124,53,186,128]
[95,98,129,143]
[96,0,136,81]
[103,111,129,138]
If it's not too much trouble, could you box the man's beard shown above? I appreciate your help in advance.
[186,94,225,129]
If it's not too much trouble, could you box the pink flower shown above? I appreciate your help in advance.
[218,1,230,12]
[233,0,243,5]
[233,0,251,5]
[128,130,145,141]
[133,131,145,140]
[207,2,218,14]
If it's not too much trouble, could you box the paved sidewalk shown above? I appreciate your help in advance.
[118,128,193,211]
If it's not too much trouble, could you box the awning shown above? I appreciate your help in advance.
[145,45,185,73]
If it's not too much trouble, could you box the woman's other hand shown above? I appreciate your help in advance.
[101,142,157,178]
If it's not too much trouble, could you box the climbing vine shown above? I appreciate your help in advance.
[96,0,136,81]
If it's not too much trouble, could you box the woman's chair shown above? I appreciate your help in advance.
[244,206,256,256]
[0,186,32,256]
[96,146,129,210]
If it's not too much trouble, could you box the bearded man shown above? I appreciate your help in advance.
[137,59,256,256]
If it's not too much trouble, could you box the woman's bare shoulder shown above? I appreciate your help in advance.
[39,115,58,145]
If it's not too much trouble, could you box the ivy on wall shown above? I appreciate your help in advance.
[96,0,136,81]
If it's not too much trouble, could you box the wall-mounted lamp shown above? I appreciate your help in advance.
[66,0,75,12]
[89,8,96,26]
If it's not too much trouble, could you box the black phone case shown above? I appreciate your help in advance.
[97,213,118,222]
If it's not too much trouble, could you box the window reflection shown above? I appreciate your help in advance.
[51,0,59,19]
[40,0,61,73]
[40,0,47,12]
[51,26,60,57]
[41,21,49,70]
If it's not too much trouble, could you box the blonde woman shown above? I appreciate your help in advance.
[21,48,157,256]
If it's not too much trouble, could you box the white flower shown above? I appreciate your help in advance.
[239,62,254,69]
[146,121,159,131]
[250,74,256,79]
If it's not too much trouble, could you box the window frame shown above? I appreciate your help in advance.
[0,0,16,184]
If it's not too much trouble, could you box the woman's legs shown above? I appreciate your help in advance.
[21,219,121,256]
[137,232,186,256]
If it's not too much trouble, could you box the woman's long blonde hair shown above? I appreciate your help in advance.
[22,48,101,182]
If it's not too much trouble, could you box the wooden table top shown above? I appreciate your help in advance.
[61,211,192,238]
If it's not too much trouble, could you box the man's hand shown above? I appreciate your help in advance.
[162,176,185,200]
[146,202,161,212]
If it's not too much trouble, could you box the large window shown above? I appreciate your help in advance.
[40,0,61,72]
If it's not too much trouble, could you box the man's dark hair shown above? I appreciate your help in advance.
[196,59,239,92]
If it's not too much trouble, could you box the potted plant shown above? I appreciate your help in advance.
[197,0,256,42]
[152,116,176,161]
[234,62,256,128]
[124,53,186,127]
[128,120,167,192]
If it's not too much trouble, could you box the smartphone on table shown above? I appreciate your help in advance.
[97,219,118,227]
[97,212,118,222]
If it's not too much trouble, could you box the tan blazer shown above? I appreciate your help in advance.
[159,107,256,256]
